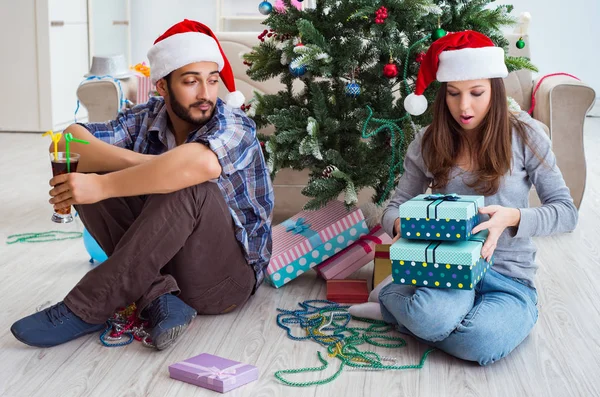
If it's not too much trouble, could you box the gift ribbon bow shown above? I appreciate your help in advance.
[356,225,384,254]
[423,234,490,265]
[131,62,151,77]
[282,217,323,248]
[423,193,460,201]
[285,218,311,234]
[178,361,247,385]
[422,194,478,220]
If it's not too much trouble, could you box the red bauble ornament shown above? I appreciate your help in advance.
[374,6,389,24]
[383,61,399,78]
[416,52,426,63]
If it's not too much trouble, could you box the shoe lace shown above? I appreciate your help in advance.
[46,303,71,326]
[147,296,168,328]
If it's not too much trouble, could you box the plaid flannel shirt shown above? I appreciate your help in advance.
[81,97,274,290]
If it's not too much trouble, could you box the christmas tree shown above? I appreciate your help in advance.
[244,0,536,210]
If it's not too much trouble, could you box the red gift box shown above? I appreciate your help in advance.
[326,279,369,304]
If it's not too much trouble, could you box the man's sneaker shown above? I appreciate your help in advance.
[11,302,106,348]
[145,294,196,350]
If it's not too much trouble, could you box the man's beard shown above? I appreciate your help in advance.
[167,84,215,126]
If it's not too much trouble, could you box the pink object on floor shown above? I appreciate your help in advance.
[268,200,367,288]
[314,225,392,280]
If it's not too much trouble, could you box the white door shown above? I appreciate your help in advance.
[90,0,130,62]
[48,0,90,129]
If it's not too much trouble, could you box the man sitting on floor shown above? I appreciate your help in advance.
[11,19,274,350]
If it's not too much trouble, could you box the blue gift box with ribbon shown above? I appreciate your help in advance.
[268,201,369,288]
[390,231,492,290]
[399,193,484,242]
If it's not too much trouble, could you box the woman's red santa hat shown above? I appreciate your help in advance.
[404,30,509,116]
[147,19,245,108]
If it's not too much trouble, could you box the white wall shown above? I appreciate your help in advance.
[129,0,217,64]
[129,0,599,98]
[0,0,42,131]
[506,0,599,99]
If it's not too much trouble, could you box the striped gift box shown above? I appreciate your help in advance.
[267,201,369,288]
[135,74,155,105]
[314,225,392,280]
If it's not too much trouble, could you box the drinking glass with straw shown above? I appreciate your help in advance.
[42,130,63,162]
[64,132,89,173]
[43,131,89,223]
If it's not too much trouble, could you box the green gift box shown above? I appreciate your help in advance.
[390,231,492,290]
[399,193,485,242]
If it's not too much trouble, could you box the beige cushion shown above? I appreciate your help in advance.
[76,80,120,123]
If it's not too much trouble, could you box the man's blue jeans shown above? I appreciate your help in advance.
[379,269,538,366]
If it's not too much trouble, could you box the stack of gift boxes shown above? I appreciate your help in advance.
[267,200,395,303]
[391,193,492,290]
[267,200,371,289]
[266,193,492,298]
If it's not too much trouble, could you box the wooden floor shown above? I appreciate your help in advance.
[1,118,599,397]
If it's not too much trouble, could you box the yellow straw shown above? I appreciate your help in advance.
[42,130,62,161]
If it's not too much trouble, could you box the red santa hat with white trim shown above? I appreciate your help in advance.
[147,19,245,108]
[404,30,509,116]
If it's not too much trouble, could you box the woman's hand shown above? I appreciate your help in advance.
[392,218,401,243]
[471,205,521,262]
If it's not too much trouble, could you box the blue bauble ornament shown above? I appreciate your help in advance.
[289,64,307,77]
[258,1,273,15]
[345,81,361,98]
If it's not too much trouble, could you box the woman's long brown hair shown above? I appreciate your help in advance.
[421,78,533,195]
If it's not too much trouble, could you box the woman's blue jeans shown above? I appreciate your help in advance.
[379,269,538,366]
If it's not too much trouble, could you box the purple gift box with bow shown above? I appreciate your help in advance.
[169,353,258,393]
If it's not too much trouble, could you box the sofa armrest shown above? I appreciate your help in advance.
[532,75,596,209]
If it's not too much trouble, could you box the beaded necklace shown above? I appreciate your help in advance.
[275,300,435,386]
[99,303,154,348]
[6,231,82,244]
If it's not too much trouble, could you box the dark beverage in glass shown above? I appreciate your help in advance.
[49,152,80,223]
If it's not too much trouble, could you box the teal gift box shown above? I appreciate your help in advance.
[390,231,492,290]
[399,193,484,241]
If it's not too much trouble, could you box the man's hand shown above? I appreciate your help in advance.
[471,205,521,262]
[49,173,108,210]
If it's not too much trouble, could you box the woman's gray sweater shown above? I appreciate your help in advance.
[381,112,578,288]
